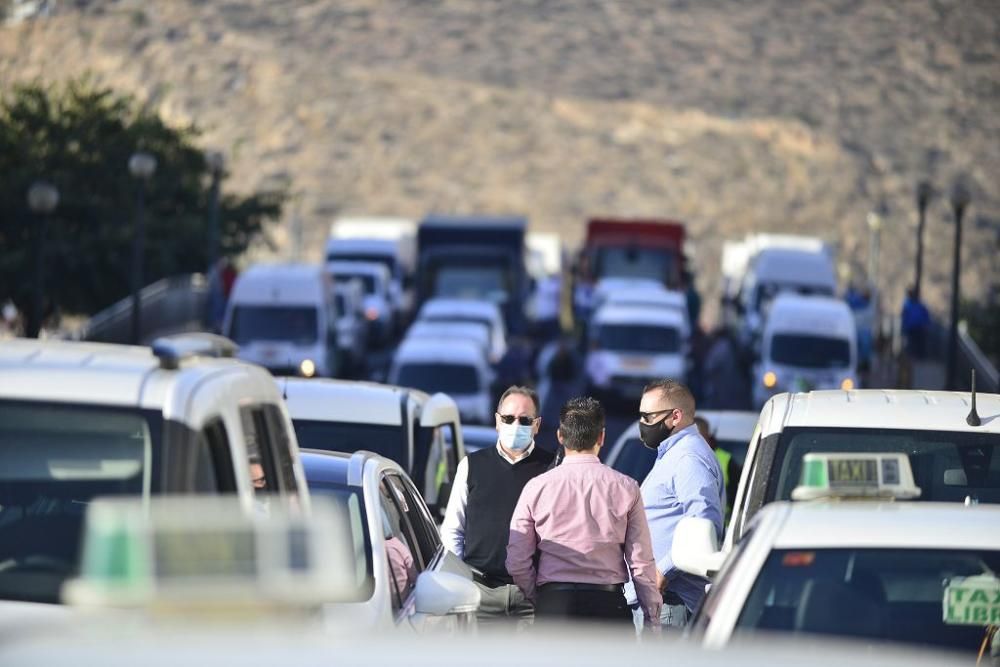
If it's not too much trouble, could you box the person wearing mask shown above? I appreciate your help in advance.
[694,415,741,523]
[632,380,724,631]
[440,385,554,627]
[506,397,661,629]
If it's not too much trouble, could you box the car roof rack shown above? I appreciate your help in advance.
[151,333,240,370]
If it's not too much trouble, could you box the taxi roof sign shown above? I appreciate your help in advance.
[791,452,922,501]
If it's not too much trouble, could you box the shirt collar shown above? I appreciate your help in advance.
[495,442,535,464]
[561,453,600,464]
[656,423,698,460]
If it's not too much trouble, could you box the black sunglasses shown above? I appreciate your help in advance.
[497,413,539,426]
[638,407,677,424]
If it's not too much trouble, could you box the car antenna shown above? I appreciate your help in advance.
[966,369,981,427]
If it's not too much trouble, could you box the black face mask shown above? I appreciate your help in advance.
[638,418,673,450]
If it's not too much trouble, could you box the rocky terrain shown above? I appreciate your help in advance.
[2,0,998,322]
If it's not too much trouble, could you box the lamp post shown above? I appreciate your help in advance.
[128,151,157,345]
[205,151,224,272]
[945,181,971,391]
[914,181,932,300]
[26,181,59,338]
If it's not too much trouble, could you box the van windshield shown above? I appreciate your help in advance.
[598,324,681,353]
[0,401,160,604]
[327,253,398,278]
[767,427,1000,505]
[293,420,407,468]
[229,305,319,345]
[334,274,377,295]
[770,333,850,368]
[594,246,674,282]
[397,363,480,395]
[433,265,509,303]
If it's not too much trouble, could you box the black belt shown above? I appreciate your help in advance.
[538,582,625,594]
[472,571,514,588]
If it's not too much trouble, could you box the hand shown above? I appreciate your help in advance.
[656,571,669,592]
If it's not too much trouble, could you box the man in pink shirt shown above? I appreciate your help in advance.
[506,397,662,628]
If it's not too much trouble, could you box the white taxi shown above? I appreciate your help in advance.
[675,452,1000,659]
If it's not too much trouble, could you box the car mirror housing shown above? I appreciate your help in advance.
[413,570,480,616]
[672,517,727,578]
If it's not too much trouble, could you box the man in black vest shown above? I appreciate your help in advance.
[441,385,555,627]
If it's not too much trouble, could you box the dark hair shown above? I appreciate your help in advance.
[497,385,540,416]
[642,379,696,416]
[558,396,605,451]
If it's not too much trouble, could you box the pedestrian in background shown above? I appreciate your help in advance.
[632,380,724,630]
[695,415,741,524]
[506,396,661,629]
[901,286,930,360]
[440,385,554,628]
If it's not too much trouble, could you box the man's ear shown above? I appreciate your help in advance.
[598,428,606,448]
[556,428,564,445]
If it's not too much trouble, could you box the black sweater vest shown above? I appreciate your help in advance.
[464,446,554,580]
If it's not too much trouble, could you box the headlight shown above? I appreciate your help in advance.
[841,377,854,391]
[300,359,316,378]
[763,371,777,389]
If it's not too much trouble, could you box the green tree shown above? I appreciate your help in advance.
[0,77,286,318]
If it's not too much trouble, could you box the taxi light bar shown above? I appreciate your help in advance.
[791,452,921,501]
[152,333,239,369]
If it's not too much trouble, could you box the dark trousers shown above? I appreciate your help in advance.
[534,583,631,626]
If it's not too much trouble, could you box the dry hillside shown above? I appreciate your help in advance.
[2,0,998,322]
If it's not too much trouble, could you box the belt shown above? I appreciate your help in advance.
[472,571,514,588]
[662,590,685,606]
[538,582,625,594]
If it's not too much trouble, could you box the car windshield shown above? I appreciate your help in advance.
[424,314,493,333]
[335,274,376,295]
[597,324,681,353]
[594,246,674,282]
[396,362,480,395]
[768,428,1000,505]
[292,420,407,469]
[433,265,509,303]
[770,333,851,368]
[736,547,1000,654]
[300,481,374,602]
[228,305,318,346]
[755,282,835,312]
[0,401,160,604]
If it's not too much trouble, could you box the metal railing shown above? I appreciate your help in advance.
[73,274,210,345]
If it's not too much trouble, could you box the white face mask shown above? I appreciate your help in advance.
[498,422,533,452]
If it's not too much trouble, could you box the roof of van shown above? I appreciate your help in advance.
[593,303,687,328]
[764,294,854,337]
[419,298,502,322]
[758,389,1000,437]
[229,264,327,304]
[325,237,399,255]
[282,377,428,425]
[751,248,836,288]
[393,338,487,366]
[0,339,268,411]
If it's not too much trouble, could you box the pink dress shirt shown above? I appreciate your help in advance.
[506,453,662,622]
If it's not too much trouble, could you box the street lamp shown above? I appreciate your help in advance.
[945,181,971,391]
[913,181,933,300]
[26,181,59,338]
[128,151,157,345]
[205,150,224,272]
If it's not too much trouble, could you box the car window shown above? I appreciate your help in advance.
[397,473,442,567]
[240,407,277,498]
[228,305,319,346]
[304,480,375,602]
[292,420,408,471]
[396,362,480,394]
[193,418,236,493]
[379,477,419,612]
[769,333,851,368]
[263,405,299,498]
[596,324,681,353]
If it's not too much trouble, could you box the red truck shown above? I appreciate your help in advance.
[582,217,687,288]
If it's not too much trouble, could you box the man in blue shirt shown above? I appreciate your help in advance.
[634,379,724,630]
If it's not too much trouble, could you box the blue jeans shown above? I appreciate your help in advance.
[631,602,688,634]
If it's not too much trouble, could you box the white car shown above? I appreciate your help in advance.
[591,277,666,312]
[389,338,494,425]
[753,293,857,408]
[723,389,1000,554]
[326,229,417,325]
[301,450,479,632]
[404,321,492,360]
[327,260,396,344]
[585,303,688,401]
[416,298,507,365]
[280,377,465,513]
[601,286,691,336]
[223,263,340,378]
[605,410,759,484]
[675,452,1000,659]
[0,335,309,607]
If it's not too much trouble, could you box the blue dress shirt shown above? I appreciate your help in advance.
[640,423,725,611]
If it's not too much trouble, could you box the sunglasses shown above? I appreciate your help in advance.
[638,407,677,424]
[497,413,539,426]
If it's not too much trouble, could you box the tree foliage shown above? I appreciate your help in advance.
[0,77,286,317]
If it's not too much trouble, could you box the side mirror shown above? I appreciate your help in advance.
[671,517,726,578]
[414,570,480,616]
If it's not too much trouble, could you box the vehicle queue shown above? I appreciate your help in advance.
[0,216,997,666]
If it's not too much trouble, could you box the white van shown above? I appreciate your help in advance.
[738,247,837,351]
[223,264,340,378]
[389,338,494,425]
[416,298,507,365]
[326,260,396,344]
[404,321,492,359]
[753,294,857,408]
[602,286,691,336]
[326,224,416,323]
[585,303,688,401]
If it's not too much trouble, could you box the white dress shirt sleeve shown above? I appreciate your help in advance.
[439,456,470,559]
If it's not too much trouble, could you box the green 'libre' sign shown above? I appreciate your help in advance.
[942,575,1000,626]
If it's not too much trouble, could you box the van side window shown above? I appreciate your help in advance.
[379,478,419,612]
[240,406,278,496]
[194,418,236,493]
[263,404,299,497]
